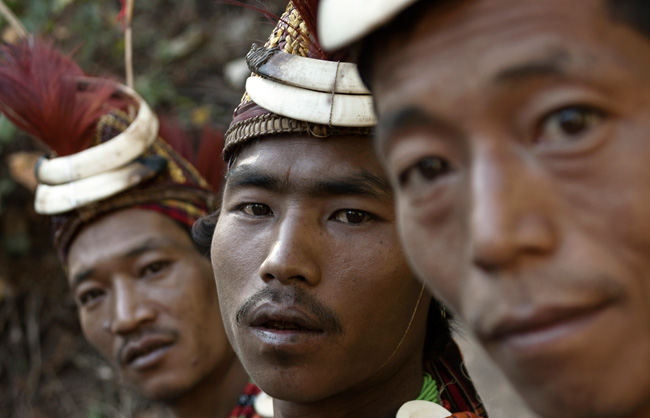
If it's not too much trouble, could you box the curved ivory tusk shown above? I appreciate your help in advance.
[396,400,451,418]
[251,48,370,94]
[36,78,159,185]
[34,161,155,215]
[246,77,376,127]
[253,392,274,418]
[317,0,418,51]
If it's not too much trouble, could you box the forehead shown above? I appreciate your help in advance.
[67,209,191,277]
[373,0,647,114]
[228,135,384,185]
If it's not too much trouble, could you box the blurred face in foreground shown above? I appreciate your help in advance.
[370,0,650,417]
[67,209,231,403]
[211,135,430,417]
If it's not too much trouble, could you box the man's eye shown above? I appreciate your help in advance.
[398,156,451,188]
[78,288,104,306]
[332,209,373,224]
[538,106,605,144]
[240,203,273,217]
[141,261,170,277]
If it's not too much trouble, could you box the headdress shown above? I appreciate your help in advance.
[223,0,376,161]
[225,2,485,415]
[0,39,222,261]
[317,0,418,50]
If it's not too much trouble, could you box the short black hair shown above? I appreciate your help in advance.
[191,211,218,258]
[425,298,453,360]
[358,0,650,90]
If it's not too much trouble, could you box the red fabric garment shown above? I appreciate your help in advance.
[426,340,487,416]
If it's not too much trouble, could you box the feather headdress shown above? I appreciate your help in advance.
[0,38,220,261]
[0,39,119,156]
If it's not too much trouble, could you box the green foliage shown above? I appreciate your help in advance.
[0,115,16,150]
[0,117,16,214]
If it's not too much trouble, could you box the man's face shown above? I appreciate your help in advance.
[211,135,429,403]
[371,0,650,417]
[68,209,230,402]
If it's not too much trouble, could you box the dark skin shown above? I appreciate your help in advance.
[67,209,248,418]
[211,135,432,418]
[370,0,650,417]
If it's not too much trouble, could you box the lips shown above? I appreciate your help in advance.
[120,333,176,370]
[478,299,614,353]
[249,305,325,334]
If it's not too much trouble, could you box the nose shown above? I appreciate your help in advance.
[258,213,321,286]
[471,142,558,272]
[109,278,156,334]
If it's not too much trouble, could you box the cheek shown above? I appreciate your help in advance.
[330,240,420,325]
[211,223,262,323]
[79,313,113,359]
[396,195,467,309]
[557,123,650,281]
[337,271,427,375]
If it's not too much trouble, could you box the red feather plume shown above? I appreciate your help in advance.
[291,0,320,46]
[292,0,347,61]
[0,39,117,156]
[158,114,225,193]
[157,114,195,162]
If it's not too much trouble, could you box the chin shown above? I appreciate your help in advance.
[131,375,195,404]
[253,367,338,403]
[513,371,650,418]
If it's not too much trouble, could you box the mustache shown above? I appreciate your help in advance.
[236,287,343,333]
[115,326,179,365]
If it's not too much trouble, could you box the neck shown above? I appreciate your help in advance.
[167,350,249,418]
[272,352,424,418]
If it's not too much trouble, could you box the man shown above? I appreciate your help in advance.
[0,39,254,418]
[318,1,650,417]
[197,2,486,417]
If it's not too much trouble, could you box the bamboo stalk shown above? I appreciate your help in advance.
[0,0,28,40]
[124,0,135,89]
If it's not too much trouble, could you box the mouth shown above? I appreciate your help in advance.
[257,320,318,332]
[121,335,176,370]
[480,300,614,355]
[245,304,331,349]
[250,308,325,334]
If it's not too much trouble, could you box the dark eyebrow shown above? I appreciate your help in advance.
[375,106,463,155]
[313,171,392,199]
[71,269,94,289]
[70,237,181,289]
[226,164,283,192]
[122,237,177,259]
[376,51,574,155]
[226,164,391,199]
[494,49,570,84]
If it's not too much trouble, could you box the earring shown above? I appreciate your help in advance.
[440,306,447,319]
